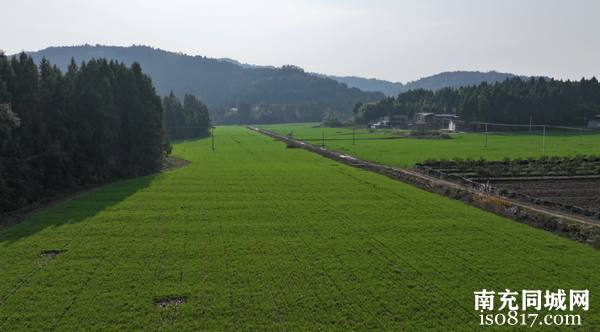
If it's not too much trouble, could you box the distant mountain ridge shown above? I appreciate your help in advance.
[209,57,541,96]
[20,45,540,98]
[21,45,385,123]
[217,57,276,70]
[314,71,542,96]
[21,45,384,104]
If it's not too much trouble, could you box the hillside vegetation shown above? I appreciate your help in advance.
[0,126,598,330]
[351,76,600,126]
[0,52,170,213]
[25,45,385,124]
[321,70,535,96]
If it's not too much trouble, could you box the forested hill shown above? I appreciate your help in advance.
[24,45,385,123]
[351,76,599,127]
[318,71,538,96]
[0,52,171,213]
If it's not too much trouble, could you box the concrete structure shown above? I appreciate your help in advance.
[587,115,600,127]
[414,113,459,129]
[369,115,409,129]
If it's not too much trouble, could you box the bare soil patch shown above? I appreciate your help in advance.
[37,250,66,266]
[154,297,187,307]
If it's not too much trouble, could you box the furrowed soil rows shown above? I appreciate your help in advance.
[488,178,600,212]
[1,126,600,330]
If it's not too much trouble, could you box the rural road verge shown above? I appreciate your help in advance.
[247,125,600,249]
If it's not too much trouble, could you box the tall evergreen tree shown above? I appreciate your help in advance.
[0,54,172,213]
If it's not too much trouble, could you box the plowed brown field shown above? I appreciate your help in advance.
[488,178,600,212]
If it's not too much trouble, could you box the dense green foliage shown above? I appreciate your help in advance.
[422,154,600,179]
[26,46,385,124]
[0,52,170,213]
[354,76,600,126]
[163,91,212,139]
[322,113,343,127]
[0,126,598,330]
[257,123,600,168]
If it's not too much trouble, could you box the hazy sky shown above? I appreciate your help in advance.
[3,0,599,83]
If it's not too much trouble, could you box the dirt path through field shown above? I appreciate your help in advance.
[248,126,600,228]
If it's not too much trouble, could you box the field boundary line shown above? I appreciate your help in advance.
[414,163,600,219]
[247,126,600,249]
[0,157,190,234]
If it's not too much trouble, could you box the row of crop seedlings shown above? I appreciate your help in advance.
[181,175,234,331]
[323,182,475,328]
[78,172,189,331]
[93,173,180,331]
[279,165,470,329]
[310,165,451,328]
[250,170,338,330]
[172,136,279,330]
[342,176,477,328]
[151,176,196,331]
[219,173,277,331]
[272,176,375,329]
[344,166,597,325]
[421,154,600,179]
[234,165,353,329]
[244,165,296,328]
[0,176,157,331]
[277,183,364,329]
[258,154,335,327]
[332,165,582,326]
[72,182,159,331]
[0,177,145,322]
[13,188,101,329]
[295,185,404,329]
[254,171,343,329]
[191,168,306,330]
[149,171,250,331]
[249,129,485,328]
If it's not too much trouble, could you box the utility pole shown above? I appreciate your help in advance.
[353,126,355,145]
[322,131,324,147]
[529,117,532,133]
[543,125,546,156]
[485,123,488,147]
[212,127,215,150]
[581,114,587,145]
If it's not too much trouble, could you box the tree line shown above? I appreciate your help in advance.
[0,52,172,213]
[208,65,385,125]
[163,91,212,139]
[352,76,600,127]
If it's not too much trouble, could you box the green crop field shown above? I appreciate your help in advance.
[256,123,600,168]
[1,126,599,330]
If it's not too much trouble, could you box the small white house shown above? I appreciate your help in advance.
[371,122,384,129]
[588,115,600,127]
